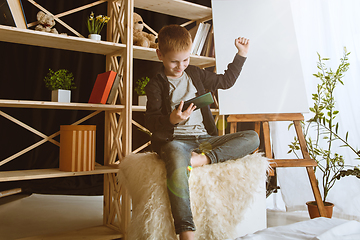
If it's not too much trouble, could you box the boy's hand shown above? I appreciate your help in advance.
[235,37,250,57]
[169,101,196,125]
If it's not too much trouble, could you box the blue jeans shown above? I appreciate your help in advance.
[159,130,260,234]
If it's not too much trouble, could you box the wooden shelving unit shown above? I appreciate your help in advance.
[0,0,215,238]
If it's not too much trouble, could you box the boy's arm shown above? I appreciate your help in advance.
[198,54,246,91]
[196,37,250,91]
[235,37,250,57]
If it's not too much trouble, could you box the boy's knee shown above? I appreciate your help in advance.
[160,141,183,157]
[160,141,190,166]
[244,130,260,149]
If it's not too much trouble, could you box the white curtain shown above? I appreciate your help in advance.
[268,0,360,220]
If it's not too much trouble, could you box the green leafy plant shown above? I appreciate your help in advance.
[288,47,360,203]
[87,12,110,35]
[44,69,76,91]
[135,76,150,96]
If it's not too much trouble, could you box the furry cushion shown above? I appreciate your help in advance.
[117,152,269,240]
[117,152,176,240]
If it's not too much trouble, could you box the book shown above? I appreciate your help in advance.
[0,0,27,29]
[175,92,214,111]
[88,70,118,104]
[204,31,215,57]
[202,27,213,56]
[195,23,211,55]
[106,73,121,104]
[190,22,204,54]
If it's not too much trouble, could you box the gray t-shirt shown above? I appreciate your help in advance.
[168,72,207,136]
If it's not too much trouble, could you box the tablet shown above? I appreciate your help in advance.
[175,92,214,111]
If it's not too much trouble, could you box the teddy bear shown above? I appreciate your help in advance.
[35,11,58,34]
[133,13,157,48]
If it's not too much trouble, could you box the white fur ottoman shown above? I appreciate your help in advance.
[117,152,269,240]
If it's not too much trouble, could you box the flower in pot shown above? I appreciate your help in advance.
[87,12,110,40]
[44,68,76,102]
[135,76,150,106]
[288,47,360,218]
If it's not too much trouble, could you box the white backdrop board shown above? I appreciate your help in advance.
[212,0,309,115]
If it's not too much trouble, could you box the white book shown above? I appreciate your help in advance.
[190,22,204,54]
[196,23,211,55]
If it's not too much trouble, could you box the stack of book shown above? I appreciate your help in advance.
[88,71,121,104]
[189,22,214,57]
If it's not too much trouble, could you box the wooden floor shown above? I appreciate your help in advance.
[18,226,122,240]
[0,193,310,240]
[0,193,122,240]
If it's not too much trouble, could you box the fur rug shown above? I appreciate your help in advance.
[117,152,175,240]
[117,152,269,240]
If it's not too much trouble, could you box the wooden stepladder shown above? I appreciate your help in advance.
[227,113,327,217]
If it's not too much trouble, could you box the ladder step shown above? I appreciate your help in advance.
[269,159,317,168]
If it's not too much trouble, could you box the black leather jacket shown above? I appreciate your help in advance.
[145,54,246,154]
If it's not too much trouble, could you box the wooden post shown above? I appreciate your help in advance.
[293,120,327,217]
[105,0,132,236]
[120,0,134,238]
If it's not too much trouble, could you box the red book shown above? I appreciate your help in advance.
[88,71,117,104]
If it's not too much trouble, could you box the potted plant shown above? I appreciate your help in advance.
[135,76,150,106]
[288,47,360,218]
[44,68,76,102]
[87,12,110,40]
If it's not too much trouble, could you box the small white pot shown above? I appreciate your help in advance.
[52,89,71,103]
[88,34,101,41]
[138,95,147,106]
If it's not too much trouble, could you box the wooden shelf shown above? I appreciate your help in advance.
[132,105,220,114]
[132,105,146,112]
[211,108,219,114]
[0,25,125,55]
[190,54,216,68]
[0,25,215,67]
[0,165,119,182]
[134,46,215,68]
[0,99,124,111]
[135,0,212,20]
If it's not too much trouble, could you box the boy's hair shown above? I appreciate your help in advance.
[157,24,192,55]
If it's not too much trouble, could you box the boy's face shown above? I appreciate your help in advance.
[156,49,191,78]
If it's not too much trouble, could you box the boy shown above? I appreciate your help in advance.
[145,24,259,240]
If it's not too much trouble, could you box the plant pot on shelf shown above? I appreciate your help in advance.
[138,95,147,106]
[52,89,71,102]
[88,34,101,41]
[306,201,334,219]
[135,77,150,105]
